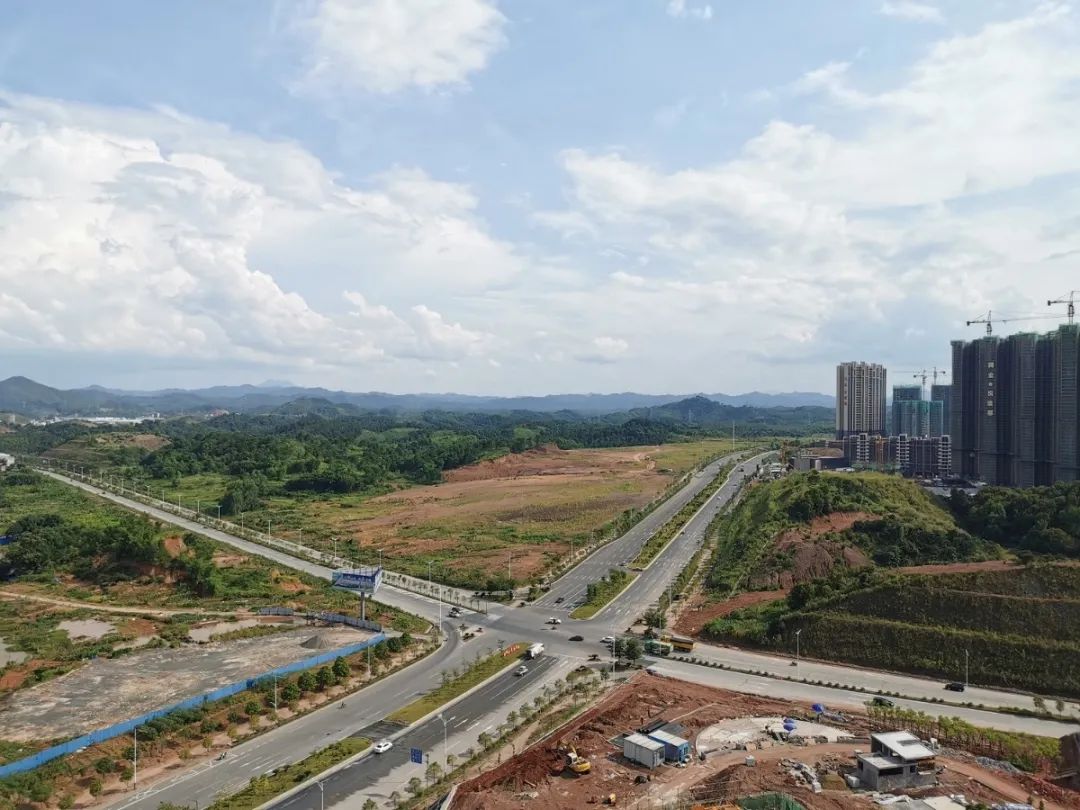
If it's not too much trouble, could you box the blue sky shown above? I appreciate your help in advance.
[1,1,1078,394]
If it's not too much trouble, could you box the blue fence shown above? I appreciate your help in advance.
[0,633,385,779]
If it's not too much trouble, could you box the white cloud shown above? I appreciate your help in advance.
[879,1,944,23]
[666,0,713,21]
[292,0,507,96]
[575,336,630,364]
[537,4,1080,375]
[0,91,509,373]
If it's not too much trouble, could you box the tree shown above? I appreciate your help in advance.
[425,761,443,784]
[245,699,262,717]
[406,776,424,797]
[388,790,402,808]
[281,682,301,702]
[612,638,626,659]
[332,656,351,679]
[316,666,336,691]
[478,731,494,750]
[88,779,103,797]
[94,756,115,775]
[297,670,317,693]
[624,638,643,662]
[363,800,378,810]
[643,608,665,629]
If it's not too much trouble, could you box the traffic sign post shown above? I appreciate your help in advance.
[410,747,423,765]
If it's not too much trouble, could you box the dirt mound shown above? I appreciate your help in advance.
[747,512,875,590]
[443,444,655,483]
[300,633,337,650]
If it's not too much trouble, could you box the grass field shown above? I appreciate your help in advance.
[36,436,768,587]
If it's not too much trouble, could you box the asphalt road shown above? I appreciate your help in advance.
[274,655,560,810]
[533,452,749,609]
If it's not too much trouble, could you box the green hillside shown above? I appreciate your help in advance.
[704,565,1080,695]
[705,471,987,594]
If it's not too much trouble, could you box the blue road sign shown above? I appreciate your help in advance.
[410,747,423,764]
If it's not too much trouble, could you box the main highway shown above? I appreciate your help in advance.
[38,457,1076,810]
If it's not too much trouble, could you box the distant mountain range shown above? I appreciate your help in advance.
[0,375,834,419]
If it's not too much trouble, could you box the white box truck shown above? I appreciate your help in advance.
[526,643,544,659]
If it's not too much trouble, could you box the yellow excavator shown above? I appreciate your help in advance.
[564,745,592,775]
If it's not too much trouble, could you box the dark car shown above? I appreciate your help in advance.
[945,681,966,692]
[568,634,584,642]
[870,696,895,707]
[554,596,564,604]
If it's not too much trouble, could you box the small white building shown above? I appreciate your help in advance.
[0,453,14,472]
[856,731,937,791]
[623,733,665,769]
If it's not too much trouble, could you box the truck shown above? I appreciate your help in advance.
[644,639,672,656]
[526,642,544,659]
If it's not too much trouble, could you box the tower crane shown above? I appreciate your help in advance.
[965,310,1060,336]
[1048,291,1080,324]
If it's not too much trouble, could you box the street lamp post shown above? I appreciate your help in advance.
[438,712,448,765]
[794,629,802,668]
[964,648,969,686]
[315,780,324,810]
[133,725,138,790]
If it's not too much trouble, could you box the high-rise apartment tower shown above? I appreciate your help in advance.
[836,362,887,439]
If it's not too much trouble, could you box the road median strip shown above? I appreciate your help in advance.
[628,461,737,570]
[387,643,528,724]
[570,569,636,619]
[211,738,370,810]
[244,642,534,810]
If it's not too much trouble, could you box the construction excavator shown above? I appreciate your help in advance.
[563,745,592,775]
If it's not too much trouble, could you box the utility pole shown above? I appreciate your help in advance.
[964,648,969,686]
[732,420,735,451]
[133,725,138,790]
[795,628,802,668]
[273,674,278,711]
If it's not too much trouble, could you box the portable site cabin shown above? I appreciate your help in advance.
[856,731,936,791]
[623,733,665,769]
[647,729,691,763]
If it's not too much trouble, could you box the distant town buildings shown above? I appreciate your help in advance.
[951,323,1080,486]
[835,362,887,439]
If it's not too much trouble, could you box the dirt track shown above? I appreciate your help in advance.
[0,588,236,616]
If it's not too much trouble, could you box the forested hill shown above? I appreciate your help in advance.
[628,395,831,432]
[0,375,834,418]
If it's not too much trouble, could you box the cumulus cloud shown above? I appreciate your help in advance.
[0,91,509,375]
[291,0,507,96]
[665,0,713,21]
[537,4,1080,379]
[879,1,944,23]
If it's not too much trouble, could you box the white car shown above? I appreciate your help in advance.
[515,665,529,676]
[547,617,562,624]
[373,740,393,754]
[600,636,616,644]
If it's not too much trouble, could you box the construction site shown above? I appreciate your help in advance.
[451,674,1080,810]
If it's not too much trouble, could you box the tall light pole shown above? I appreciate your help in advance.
[133,725,138,790]
[438,712,448,765]
[332,536,338,567]
[794,629,802,668]
[964,648,969,686]
[315,780,324,810]
[216,504,221,520]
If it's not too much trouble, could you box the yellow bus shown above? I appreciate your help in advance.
[662,634,694,653]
